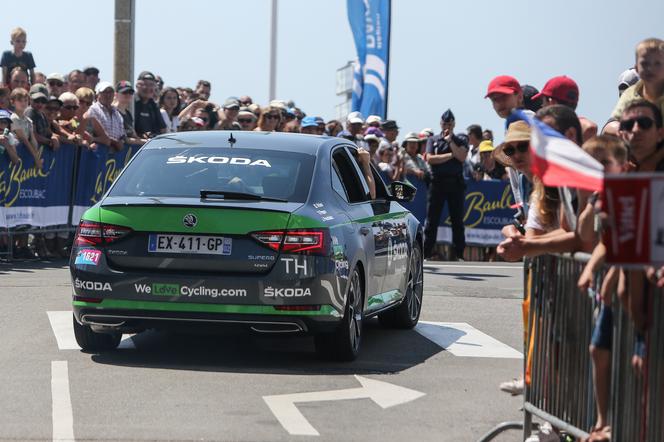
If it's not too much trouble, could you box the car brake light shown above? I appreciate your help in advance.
[251,229,328,255]
[75,221,132,246]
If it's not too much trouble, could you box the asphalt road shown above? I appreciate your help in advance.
[0,259,526,442]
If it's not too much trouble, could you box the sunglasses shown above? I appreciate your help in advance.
[265,114,279,120]
[503,142,529,157]
[33,99,47,105]
[63,104,79,110]
[48,81,64,87]
[619,116,655,132]
[238,118,254,124]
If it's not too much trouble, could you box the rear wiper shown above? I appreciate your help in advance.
[200,189,287,203]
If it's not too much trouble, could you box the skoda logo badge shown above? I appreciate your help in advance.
[183,213,197,228]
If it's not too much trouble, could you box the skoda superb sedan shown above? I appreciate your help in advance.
[70,131,423,361]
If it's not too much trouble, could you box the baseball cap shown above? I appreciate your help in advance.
[521,84,543,112]
[116,80,134,94]
[364,133,380,143]
[402,131,420,144]
[137,71,156,81]
[364,126,384,137]
[347,111,364,124]
[478,140,495,153]
[485,75,522,98]
[0,109,12,121]
[238,108,257,120]
[47,95,63,106]
[314,116,325,125]
[29,83,48,101]
[46,73,65,83]
[95,81,114,94]
[618,68,639,91]
[366,115,382,125]
[301,116,318,128]
[441,109,455,122]
[83,66,99,76]
[532,76,579,106]
[381,119,399,130]
[223,98,240,109]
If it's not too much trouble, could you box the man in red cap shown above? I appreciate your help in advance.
[534,75,597,141]
[485,75,524,118]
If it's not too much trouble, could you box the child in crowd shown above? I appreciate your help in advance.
[0,109,19,164]
[1,27,36,86]
[576,135,629,442]
[9,87,41,168]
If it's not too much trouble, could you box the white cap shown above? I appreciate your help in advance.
[95,81,114,94]
[366,115,382,125]
[347,111,364,124]
[618,68,639,90]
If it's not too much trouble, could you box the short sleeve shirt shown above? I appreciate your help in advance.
[0,50,35,73]
[10,112,37,147]
[426,133,465,178]
[134,97,166,136]
[611,80,664,125]
[88,102,125,141]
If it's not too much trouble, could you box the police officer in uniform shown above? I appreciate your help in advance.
[423,109,469,260]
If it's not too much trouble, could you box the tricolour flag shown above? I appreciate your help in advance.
[347,0,391,119]
[514,110,604,192]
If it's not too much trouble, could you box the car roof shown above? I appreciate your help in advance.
[144,130,348,155]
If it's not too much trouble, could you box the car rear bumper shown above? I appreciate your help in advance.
[73,299,343,335]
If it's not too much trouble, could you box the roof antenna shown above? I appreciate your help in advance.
[228,133,237,147]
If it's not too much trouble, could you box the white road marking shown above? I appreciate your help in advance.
[263,375,425,436]
[47,311,135,350]
[423,263,522,270]
[415,321,523,358]
[51,361,75,442]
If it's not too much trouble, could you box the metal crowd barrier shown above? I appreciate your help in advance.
[479,253,664,441]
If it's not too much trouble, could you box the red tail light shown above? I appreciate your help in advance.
[74,221,132,246]
[251,229,328,255]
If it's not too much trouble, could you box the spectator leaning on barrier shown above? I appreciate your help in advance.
[475,140,506,181]
[75,87,111,149]
[1,27,35,86]
[423,109,469,261]
[113,81,146,146]
[46,73,65,98]
[89,82,125,151]
[57,92,84,146]
[134,71,166,138]
[237,107,257,131]
[339,111,365,146]
[379,119,399,151]
[364,133,380,166]
[216,98,242,130]
[0,109,20,164]
[83,66,99,91]
[402,131,431,183]
[325,119,343,137]
[26,83,59,151]
[618,99,664,172]
[158,87,180,133]
[43,95,70,146]
[9,87,42,168]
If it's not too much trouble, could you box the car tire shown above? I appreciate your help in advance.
[72,314,122,352]
[315,267,363,361]
[379,242,424,329]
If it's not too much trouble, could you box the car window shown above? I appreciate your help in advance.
[331,161,350,203]
[369,163,390,200]
[108,147,315,202]
[332,148,368,203]
[344,146,372,198]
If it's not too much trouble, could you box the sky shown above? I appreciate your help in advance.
[2,0,663,142]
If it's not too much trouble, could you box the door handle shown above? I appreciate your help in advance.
[360,227,371,236]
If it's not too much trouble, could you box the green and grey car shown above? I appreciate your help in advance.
[70,131,424,361]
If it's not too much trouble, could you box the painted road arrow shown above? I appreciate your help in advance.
[263,375,425,436]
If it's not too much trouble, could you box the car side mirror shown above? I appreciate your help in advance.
[389,181,417,202]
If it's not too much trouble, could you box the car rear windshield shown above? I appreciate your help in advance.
[108,147,315,202]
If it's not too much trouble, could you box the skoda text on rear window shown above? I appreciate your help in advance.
[108,148,315,202]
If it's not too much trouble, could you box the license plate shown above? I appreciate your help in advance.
[148,234,232,255]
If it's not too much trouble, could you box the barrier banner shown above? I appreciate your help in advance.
[401,177,515,246]
[603,173,664,266]
[71,144,137,224]
[0,144,76,227]
[0,143,138,228]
